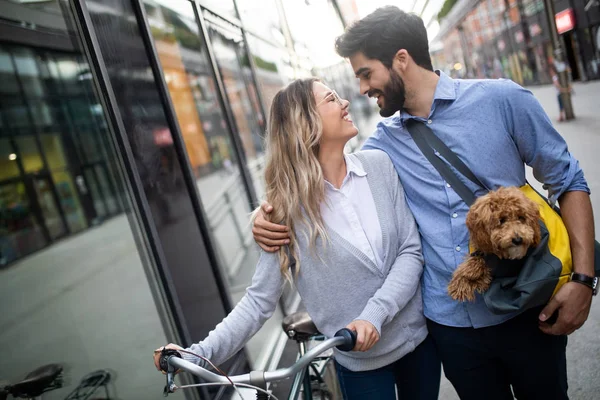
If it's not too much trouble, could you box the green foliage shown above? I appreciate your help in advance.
[437,0,459,22]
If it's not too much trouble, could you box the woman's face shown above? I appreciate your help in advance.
[313,82,358,145]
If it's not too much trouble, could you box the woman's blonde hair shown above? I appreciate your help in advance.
[263,78,328,280]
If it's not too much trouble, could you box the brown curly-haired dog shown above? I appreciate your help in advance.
[448,186,541,302]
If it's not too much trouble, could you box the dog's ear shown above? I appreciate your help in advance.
[466,196,496,253]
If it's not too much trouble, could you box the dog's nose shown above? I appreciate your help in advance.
[512,236,523,245]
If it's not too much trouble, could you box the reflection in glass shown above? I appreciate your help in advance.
[32,177,65,239]
[40,134,68,170]
[146,0,289,369]
[236,0,285,46]
[146,0,256,276]
[208,23,264,162]
[0,181,46,265]
[198,0,238,20]
[0,2,167,400]
[0,139,20,179]
[83,168,107,219]
[52,170,88,233]
[15,136,44,173]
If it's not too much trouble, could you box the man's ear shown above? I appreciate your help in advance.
[393,49,409,71]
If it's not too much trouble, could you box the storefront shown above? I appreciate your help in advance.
[0,39,123,267]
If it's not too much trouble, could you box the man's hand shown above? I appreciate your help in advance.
[538,282,593,335]
[252,202,290,252]
[346,320,380,352]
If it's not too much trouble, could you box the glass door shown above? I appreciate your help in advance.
[0,179,47,266]
[29,174,67,240]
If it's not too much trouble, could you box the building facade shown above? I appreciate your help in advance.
[431,0,600,85]
[0,0,364,399]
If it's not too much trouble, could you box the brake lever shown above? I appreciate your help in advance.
[160,348,182,397]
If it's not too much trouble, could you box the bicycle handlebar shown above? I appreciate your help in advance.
[160,328,356,395]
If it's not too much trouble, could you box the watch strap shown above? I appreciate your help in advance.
[570,272,598,295]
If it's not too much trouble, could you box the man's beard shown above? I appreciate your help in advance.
[378,70,406,117]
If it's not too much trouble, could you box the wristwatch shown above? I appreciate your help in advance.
[569,272,598,296]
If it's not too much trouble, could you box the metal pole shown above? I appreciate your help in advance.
[330,0,347,29]
[542,0,575,119]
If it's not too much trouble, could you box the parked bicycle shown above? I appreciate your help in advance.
[1,364,111,400]
[158,316,356,400]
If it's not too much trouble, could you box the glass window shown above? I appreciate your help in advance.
[236,0,285,46]
[146,0,288,370]
[246,35,289,114]
[13,48,45,98]
[31,176,66,239]
[40,133,68,170]
[0,4,169,400]
[52,170,88,233]
[198,0,238,20]
[0,139,20,179]
[29,100,54,127]
[94,164,119,215]
[3,97,31,129]
[0,181,47,265]
[208,23,264,162]
[0,47,19,94]
[15,136,44,173]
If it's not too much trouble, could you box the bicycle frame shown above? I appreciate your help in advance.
[161,329,355,399]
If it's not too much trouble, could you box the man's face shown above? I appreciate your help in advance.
[349,52,406,117]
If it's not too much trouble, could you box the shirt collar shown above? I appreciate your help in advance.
[344,154,367,177]
[324,154,366,190]
[433,70,457,100]
[400,70,456,122]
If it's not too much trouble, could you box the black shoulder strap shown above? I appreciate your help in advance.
[404,119,486,206]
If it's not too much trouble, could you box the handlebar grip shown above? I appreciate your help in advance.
[159,349,182,373]
[334,328,357,352]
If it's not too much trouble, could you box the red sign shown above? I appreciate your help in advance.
[555,9,575,34]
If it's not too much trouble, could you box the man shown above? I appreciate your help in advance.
[252,6,595,399]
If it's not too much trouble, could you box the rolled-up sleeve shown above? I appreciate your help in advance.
[501,81,589,204]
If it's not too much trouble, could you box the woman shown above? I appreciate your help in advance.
[153,78,440,399]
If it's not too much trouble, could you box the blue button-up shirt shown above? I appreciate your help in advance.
[363,71,589,328]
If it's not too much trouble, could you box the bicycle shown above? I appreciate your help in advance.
[279,311,342,400]
[158,313,356,400]
[0,364,111,400]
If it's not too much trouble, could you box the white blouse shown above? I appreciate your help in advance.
[321,155,384,269]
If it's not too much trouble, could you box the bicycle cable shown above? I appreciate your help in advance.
[163,348,244,400]
[176,382,278,400]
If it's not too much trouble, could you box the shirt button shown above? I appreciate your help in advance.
[446,183,451,188]
[455,246,461,252]
[427,119,433,124]
[452,213,458,218]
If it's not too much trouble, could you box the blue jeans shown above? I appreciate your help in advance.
[334,335,440,400]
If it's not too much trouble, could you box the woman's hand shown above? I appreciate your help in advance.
[153,343,184,373]
[346,320,380,352]
[252,202,290,252]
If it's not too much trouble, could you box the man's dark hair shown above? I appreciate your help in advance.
[335,6,433,71]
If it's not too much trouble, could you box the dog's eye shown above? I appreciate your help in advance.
[518,216,526,222]
[499,217,506,225]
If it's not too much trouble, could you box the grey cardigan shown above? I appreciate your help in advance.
[184,149,427,371]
